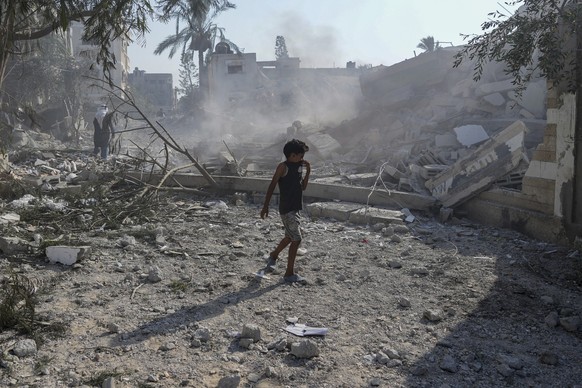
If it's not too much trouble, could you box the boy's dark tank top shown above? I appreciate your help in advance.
[278,161,303,215]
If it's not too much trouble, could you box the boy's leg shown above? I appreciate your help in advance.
[279,211,303,278]
[270,236,291,261]
[284,240,301,277]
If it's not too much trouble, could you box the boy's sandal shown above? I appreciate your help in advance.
[284,274,307,284]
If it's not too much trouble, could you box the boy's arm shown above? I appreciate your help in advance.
[261,163,286,219]
[301,160,311,191]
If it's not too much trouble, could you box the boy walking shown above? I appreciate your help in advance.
[260,139,311,283]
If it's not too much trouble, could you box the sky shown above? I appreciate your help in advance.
[128,0,516,86]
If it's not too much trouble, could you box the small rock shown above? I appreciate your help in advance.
[148,266,163,283]
[107,322,120,333]
[423,309,444,322]
[194,328,211,342]
[398,298,411,308]
[159,342,176,351]
[410,365,428,376]
[239,338,254,349]
[102,376,116,388]
[382,227,394,237]
[12,339,37,357]
[540,295,554,304]
[391,235,402,243]
[290,339,319,359]
[439,354,458,373]
[539,352,559,365]
[217,374,240,388]
[544,311,559,327]
[393,225,409,234]
[247,373,261,383]
[559,316,580,332]
[382,347,401,359]
[241,324,261,341]
[369,377,382,386]
[385,359,402,367]
[388,260,402,269]
[376,351,390,364]
[497,364,514,377]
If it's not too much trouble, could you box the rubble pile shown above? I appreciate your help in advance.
[236,48,549,209]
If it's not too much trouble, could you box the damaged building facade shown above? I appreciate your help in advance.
[203,46,579,246]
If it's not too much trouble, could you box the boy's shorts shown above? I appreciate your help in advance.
[280,211,302,241]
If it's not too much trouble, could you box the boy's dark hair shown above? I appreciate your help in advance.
[283,139,309,158]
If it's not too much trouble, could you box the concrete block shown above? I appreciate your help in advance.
[0,213,20,224]
[349,207,404,225]
[306,133,341,159]
[475,79,515,97]
[453,125,489,147]
[0,237,29,254]
[435,133,459,148]
[306,202,362,221]
[46,245,91,265]
[483,92,506,106]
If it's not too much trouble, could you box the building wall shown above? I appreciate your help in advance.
[127,68,175,111]
[68,21,130,104]
[208,53,259,106]
[462,83,577,245]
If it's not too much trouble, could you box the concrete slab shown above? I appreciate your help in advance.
[306,202,404,225]
[46,245,91,266]
[453,125,489,147]
[349,207,405,225]
[307,202,363,221]
[124,173,437,211]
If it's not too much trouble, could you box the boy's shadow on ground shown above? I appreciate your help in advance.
[112,278,282,347]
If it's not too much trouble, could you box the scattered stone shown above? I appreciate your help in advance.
[107,322,120,333]
[102,376,116,388]
[391,235,402,243]
[217,374,240,388]
[544,311,559,327]
[382,347,401,359]
[45,245,90,265]
[241,324,261,341]
[393,225,409,234]
[376,351,390,364]
[382,227,394,237]
[194,328,211,342]
[147,266,163,283]
[540,295,554,304]
[439,354,458,373]
[423,309,444,322]
[539,352,559,366]
[410,365,428,376]
[117,235,136,248]
[559,316,580,332]
[239,338,254,349]
[159,342,176,351]
[290,339,320,359]
[369,377,382,386]
[267,338,287,351]
[0,237,28,255]
[388,260,402,269]
[497,363,514,377]
[12,339,37,357]
[398,297,411,308]
[247,373,261,383]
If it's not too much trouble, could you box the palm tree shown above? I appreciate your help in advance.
[416,36,440,53]
[154,0,235,97]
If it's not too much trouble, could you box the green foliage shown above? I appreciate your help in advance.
[417,36,440,52]
[154,0,236,93]
[169,279,190,293]
[0,271,38,333]
[454,0,578,94]
[275,35,289,59]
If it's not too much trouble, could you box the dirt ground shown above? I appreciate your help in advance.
[1,194,581,388]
